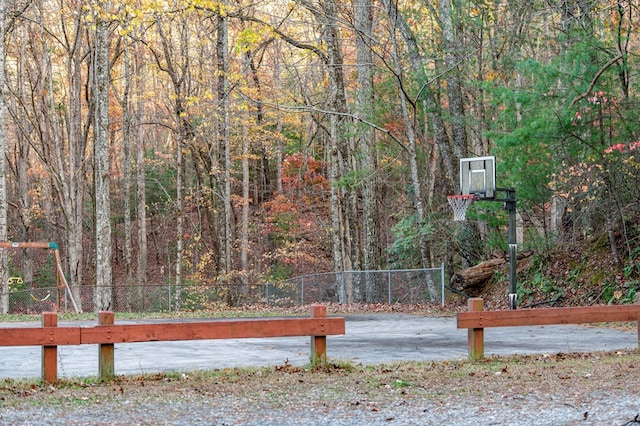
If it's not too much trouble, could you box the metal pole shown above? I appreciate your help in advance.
[441,262,445,306]
[54,247,80,313]
[506,188,518,309]
[388,270,391,305]
[265,282,270,305]
[301,277,304,306]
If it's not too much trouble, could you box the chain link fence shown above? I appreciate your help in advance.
[3,265,446,313]
[6,285,173,314]
[265,266,446,307]
[4,283,256,314]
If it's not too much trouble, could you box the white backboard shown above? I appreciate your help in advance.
[460,156,496,200]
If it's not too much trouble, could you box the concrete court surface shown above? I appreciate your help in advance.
[0,314,637,380]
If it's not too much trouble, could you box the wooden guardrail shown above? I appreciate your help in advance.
[0,304,345,383]
[457,297,640,360]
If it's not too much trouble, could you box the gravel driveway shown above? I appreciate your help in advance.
[1,350,638,425]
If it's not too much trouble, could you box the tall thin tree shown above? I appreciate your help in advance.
[0,0,9,314]
[355,0,380,274]
[93,2,113,311]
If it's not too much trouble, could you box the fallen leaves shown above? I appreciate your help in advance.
[0,348,638,425]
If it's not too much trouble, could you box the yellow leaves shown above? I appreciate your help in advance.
[379,155,402,169]
[82,1,151,37]
[185,95,203,107]
[188,0,224,15]
[485,70,500,82]
[235,28,264,53]
[140,0,167,12]
[548,160,604,206]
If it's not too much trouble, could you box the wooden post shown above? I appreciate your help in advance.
[41,312,58,383]
[637,294,640,348]
[309,304,327,366]
[468,298,484,361]
[99,311,115,380]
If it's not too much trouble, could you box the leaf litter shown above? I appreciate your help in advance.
[0,349,638,425]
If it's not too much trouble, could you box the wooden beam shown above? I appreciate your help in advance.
[0,326,81,346]
[0,309,345,381]
[458,305,640,329]
[0,317,344,346]
[80,317,344,344]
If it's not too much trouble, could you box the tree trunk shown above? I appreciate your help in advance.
[355,0,381,280]
[241,118,250,286]
[52,3,89,312]
[247,51,270,204]
[175,127,184,310]
[121,44,133,293]
[135,55,148,290]
[274,41,283,195]
[451,257,506,290]
[14,34,34,288]
[439,0,468,159]
[321,0,351,299]
[0,0,9,313]
[451,251,533,291]
[216,12,233,276]
[93,13,113,311]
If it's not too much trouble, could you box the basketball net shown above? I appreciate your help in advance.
[447,195,475,221]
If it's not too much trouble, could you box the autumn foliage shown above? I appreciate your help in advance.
[260,154,331,280]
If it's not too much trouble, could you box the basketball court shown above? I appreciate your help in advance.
[1,155,633,380]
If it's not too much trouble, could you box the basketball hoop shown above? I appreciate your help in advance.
[448,194,476,221]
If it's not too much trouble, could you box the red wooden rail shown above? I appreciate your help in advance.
[457,297,640,360]
[0,304,345,383]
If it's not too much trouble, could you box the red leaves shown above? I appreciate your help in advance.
[282,153,329,196]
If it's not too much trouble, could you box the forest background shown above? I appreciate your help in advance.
[0,0,638,314]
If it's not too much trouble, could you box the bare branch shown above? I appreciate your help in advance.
[569,54,623,107]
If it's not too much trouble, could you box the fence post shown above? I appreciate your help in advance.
[310,304,327,366]
[99,311,115,380]
[637,294,640,348]
[441,263,445,306]
[468,298,484,361]
[41,312,58,383]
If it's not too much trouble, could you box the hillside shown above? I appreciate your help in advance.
[459,232,639,311]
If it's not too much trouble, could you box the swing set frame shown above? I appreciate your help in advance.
[0,241,80,313]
